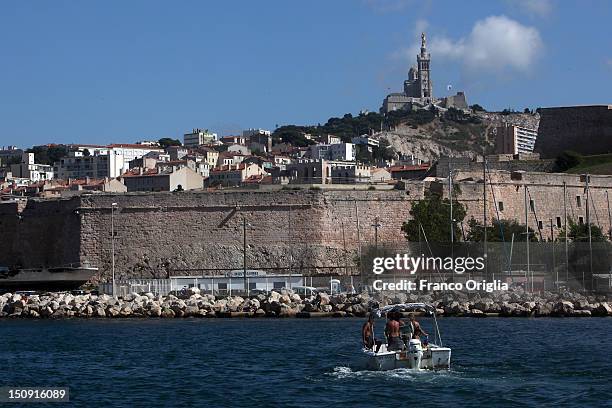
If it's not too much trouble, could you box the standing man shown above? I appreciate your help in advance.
[409,314,429,339]
[385,311,403,351]
[362,313,381,352]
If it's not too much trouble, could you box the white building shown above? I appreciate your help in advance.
[10,153,54,182]
[351,136,380,152]
[100,271,304,296]
[55,150,124,179]
[320,134,341,145]
[242,128,271,138]
[310,143,355,161]
[59,144,164,178]
[494,124,538,155]
[184,129,217,147]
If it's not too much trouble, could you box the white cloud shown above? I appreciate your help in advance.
[510,0,553,18]
[414,19,429,37]
[394,15,543,76]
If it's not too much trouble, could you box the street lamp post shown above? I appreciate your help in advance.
[371,217,381,250]
[111,202,117,297]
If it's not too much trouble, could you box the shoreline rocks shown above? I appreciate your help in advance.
[0,287,610,319]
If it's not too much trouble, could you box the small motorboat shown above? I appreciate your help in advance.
[362,303,451,371]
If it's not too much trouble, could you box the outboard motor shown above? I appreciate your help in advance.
[407,339,423,369]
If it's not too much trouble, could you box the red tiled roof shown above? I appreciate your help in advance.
[108,143,163,149]
[121,168,160,177]
[211,163,247,173]
[388,164,430,172]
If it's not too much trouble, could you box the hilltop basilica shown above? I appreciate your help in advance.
[381,33,468,113]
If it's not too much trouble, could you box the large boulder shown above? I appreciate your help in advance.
[302,302,318,312]
[161,307,175,318]
[534,302,554,317]
[121,305,134,317]
[184,306,201,317]
[330,293,347,306]
[552,301,574,316]
[268,291,281,303]
[107,306,120,318]
[241,298,260,312]
[592,302,612,316]
[570,309,592,317]
[573,299,592,310]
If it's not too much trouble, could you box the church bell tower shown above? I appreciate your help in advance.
[417,32,433,102]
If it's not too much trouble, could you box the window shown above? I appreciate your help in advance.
[529,200,535,212]
[249,282,257,290]
[578,217,584,225]
[218,283,227,290]
[538,221,543,230]
[498,201,504,211]
[273,282,284,290]
[576,196,582,207]
[556,217,562,228]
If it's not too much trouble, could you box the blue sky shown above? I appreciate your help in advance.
[0,0,610,147]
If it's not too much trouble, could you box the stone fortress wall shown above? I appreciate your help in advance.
[447,170,612,241]
[1,171,612,281]
[535,105,612,158]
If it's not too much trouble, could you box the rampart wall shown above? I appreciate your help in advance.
[1,172,612,282]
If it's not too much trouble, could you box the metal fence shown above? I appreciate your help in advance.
[98,273,361,297]
[359,242,612,293]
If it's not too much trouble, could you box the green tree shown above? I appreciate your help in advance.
[467,218,538,242]
[158,138,182,148]
[272,125,316,147]
[402,193,466,242]
[557,219,606,242]
[26,145,68,165]
[470,104,486,112]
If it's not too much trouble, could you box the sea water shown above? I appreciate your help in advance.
[0,318,610,407]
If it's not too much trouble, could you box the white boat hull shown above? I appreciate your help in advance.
[362,343,451,371]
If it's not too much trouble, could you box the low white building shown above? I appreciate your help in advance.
[122,166,204,192]
[65,144,164,177]
[309,143,355,161]
[100,271,304,296]
[184,129,217,147]
[351,135,380,153]
[10,153,54,182]
[55,150,125,179]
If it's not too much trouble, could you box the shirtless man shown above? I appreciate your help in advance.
[385,312,403,351]
[409,314,428,339]
[362,313,381,352]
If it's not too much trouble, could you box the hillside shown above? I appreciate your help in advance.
[378,111,539,162]
[273,108,539,163]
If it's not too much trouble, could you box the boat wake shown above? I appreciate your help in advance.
[327,366,456,382]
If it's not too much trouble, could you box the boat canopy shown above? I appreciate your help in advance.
[374,303,435,317]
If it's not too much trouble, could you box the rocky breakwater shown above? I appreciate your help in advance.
[0,288,610,319]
